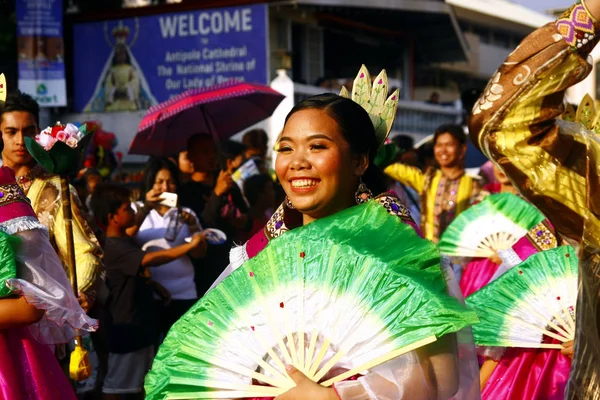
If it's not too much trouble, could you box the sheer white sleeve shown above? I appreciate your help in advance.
[6,229,98,344]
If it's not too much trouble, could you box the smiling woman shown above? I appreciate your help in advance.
[145,67,479,400]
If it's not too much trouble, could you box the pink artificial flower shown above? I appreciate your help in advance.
[378,79,383,84]
[36,132,57,150]
[56,131,67,142]
[360,72,365,78]
[66,136,78,149]
[64,123,79,136]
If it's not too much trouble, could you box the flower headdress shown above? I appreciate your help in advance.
[0,74,6,108]
[339,65,400,148]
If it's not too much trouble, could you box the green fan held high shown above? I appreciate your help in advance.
[438,193,545,259]
[145,202,478,399]
[466,246,578,349]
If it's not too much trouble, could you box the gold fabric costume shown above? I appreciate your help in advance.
[384,164,479,242]
[469,3,600,398]
[26,172,103,296]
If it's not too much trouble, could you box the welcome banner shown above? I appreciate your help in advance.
[73,4,269,113]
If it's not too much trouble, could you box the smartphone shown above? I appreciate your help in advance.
[158,192,178,208]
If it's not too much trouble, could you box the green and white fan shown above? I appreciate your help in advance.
[466,246,577,349]
[438,193,545,258]
[145,202,478,399]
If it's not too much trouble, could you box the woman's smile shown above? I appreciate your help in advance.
[290,178,321,192]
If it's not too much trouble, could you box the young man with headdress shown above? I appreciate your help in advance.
[384,124,480,243]
[0,90,103,311]
[469,0,600,396]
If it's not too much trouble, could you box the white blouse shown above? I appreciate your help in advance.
[134,205,200,300]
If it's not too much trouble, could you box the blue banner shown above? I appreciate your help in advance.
[73,4,269,113]
[17,0,67,107]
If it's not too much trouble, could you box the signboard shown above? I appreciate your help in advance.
[16,0,67,107]
[73,4,269,113]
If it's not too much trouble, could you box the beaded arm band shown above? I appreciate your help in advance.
[557,1,600,52]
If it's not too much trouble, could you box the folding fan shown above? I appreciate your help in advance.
[438,193,545,258]
[145,202,478,399]
[466,245,578,349]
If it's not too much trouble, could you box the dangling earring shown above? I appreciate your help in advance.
[285,196,295,209]
[355,178,373,204]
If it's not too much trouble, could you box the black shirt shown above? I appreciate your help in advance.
[104,236,155,353]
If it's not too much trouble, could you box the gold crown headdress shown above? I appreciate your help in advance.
[562,93,600,131]
[339,65,400,148]
[0,73,6,106]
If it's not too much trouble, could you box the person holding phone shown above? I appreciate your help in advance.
[132,158,207,343]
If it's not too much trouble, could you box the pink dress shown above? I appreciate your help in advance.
[0,327,76,400]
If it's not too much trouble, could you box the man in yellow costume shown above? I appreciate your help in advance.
[385,124,480,242]
[0,91,103,310]
[469,1,600,397]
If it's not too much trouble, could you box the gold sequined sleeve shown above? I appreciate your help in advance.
[469,4,600,246]
[34,177,104,295]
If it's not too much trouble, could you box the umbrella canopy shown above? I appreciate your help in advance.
[129,81,285,157]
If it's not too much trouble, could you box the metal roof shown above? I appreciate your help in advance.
[278,0,469,63]
[446,0,553,29]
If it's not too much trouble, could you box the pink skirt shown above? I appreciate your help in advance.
[0,327,76,400]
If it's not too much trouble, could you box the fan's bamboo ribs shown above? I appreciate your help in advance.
[234,343,291,384]
[504,314,570,343]
[308,338,331,378]
[216,288,289,374]
[321,336,437,387]
[305,329,319,372]
[166,388,286,399]
[180,346,291,389]
[167,378,287,393]
[498,342,568,349]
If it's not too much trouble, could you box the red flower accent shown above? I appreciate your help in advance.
[50,125,65,138]
[557,296,561,301]
[251,326,255,331]
[300,252,305,258]
[377,79,383,84]
[360,72,365,78]
[249,271,255,277]
[279,302,284,308]
[208,321,213,327]
[519,270,523,274]
[565,254,570,258]
[392,95,397,101]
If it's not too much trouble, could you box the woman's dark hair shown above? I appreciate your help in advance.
[90,184,131,227]
[433,124,466,146]
[140,157,181,201]
[284,93,387,194]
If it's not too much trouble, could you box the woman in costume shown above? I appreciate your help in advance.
[459,165,558,298]
[0,166,97,399]
[383,124,480,243]
[179,68,482,400]
[469,0,600,396]
[449,165,571,398]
